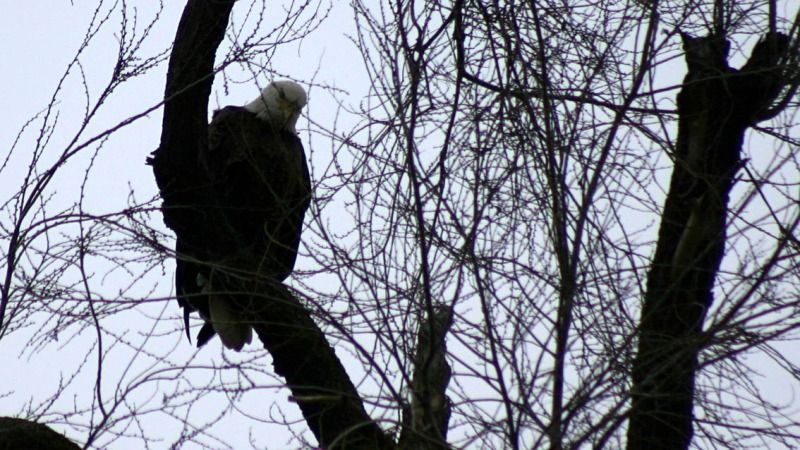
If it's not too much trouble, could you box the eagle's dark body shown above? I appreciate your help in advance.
[175,106,311,349]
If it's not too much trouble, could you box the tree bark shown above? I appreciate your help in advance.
[0,417,81,450]
[627,32,791,450]
[149,1,394,448]
[250,283,396,449]
[398,305,454,450]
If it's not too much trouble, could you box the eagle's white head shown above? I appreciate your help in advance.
[244,80,307,134]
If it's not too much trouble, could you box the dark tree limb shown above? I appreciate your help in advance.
[149,1,394,448]
[398,305,454,450]
[250,283,396,449]
[627,31,792,450]
[0,417,81,450]
[149,0,236,235]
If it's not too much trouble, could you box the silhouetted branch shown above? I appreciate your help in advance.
[399,304,454,450]
[0,417,81,450]
[628,30,794,450]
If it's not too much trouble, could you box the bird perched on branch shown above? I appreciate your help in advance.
[174,80,311,351]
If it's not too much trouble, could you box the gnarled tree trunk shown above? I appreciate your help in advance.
[627,31,791,450]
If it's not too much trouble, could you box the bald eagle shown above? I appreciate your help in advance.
[174,80,311,351]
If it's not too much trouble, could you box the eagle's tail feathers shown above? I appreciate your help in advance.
[208,293,252,351]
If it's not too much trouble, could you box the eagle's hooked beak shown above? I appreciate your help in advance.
[278,100,302,133]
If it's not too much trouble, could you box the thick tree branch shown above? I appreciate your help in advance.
[398,305,454,450]
[250,283,396,449]
[627,31,792,450]
[0,417,81,450]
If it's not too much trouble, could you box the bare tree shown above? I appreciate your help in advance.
[2,1,799,449]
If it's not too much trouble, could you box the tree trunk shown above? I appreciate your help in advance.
[627,32,790,450]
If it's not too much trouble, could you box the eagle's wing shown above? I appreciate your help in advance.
[176,106,311,350]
